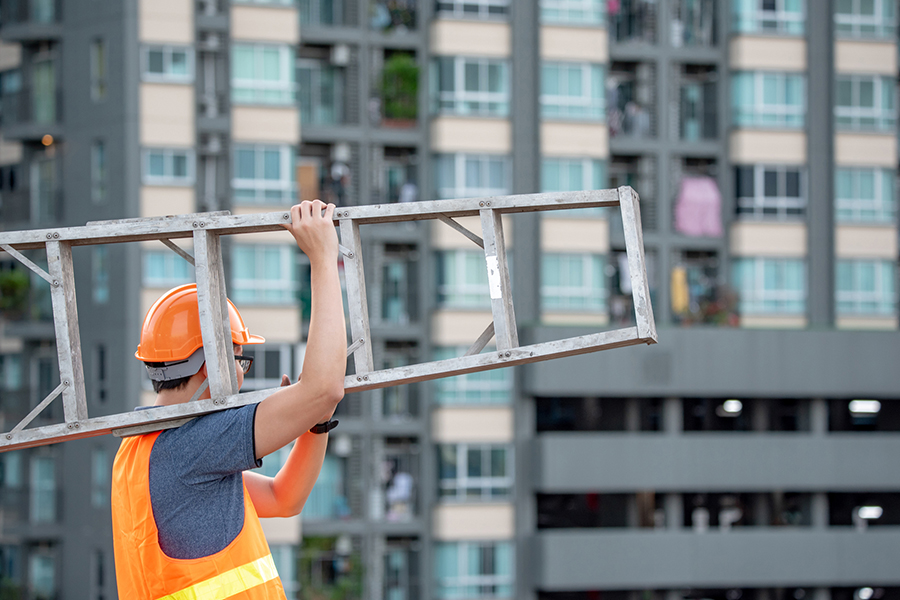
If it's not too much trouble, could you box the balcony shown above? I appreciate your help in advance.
[1,87,63,141]
[609,0,657,45]
[370,0,416,33]
[535,528,900,590]
[0,0,62,42]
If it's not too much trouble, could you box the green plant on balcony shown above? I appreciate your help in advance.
[380,53,418,124]
[0,270,29,319]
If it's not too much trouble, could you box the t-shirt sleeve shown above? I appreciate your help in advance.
[153,403,262,485]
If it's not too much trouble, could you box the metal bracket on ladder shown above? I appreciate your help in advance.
[0,187,656,452]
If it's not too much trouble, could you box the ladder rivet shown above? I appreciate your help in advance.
[63,380,69,386]
[52,280,59,287]
[479,202,485,207]
[486,202,491,207]
[283,214,290,220]
[347,252,353,258]
[357,376,362,381]
[193,221,199,227]
[67,424,73,429]
[199,222,205,227]
[46,233,52,239]
[74,423,79,429]
[363,376,368,381]
[505,352,510,357]
[6,434,10,440]
[53,232,60,238]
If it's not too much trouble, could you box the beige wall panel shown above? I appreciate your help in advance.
[541,218,608,252]
[261,515,301,544]
[729,130,806,164]
[729,36,806,71]
[836,225,898,258]
[0,42,21,71]
[432,310,494,346]
[835,133,897,167]
[0,138,22,166]
[433,406,513,443]
[541,26,608,62]
[140,186,195,218]
[740,315,807,329]
[231,228,296,245]
[0,324,24,353]
[139,0,193,44]
[431,20,509,57]
[835,40,897,74]
[240,307,301,343]
[433,503,514,540]
[233,106,300,144]
[431,216,514,249]
[730,222,807,257]
[541,312,609,326]
[837,316,898,330]
[542,123,608,158]
[231,5,299,44]
[431,117,511,153]
[140,84,195,146]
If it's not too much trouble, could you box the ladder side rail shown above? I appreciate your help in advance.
[479,208,518,350]
[193,229,239,399]
[1,326,648,452]
[46,240,89,422]
[618,186,657,342]
[339,218,375,375]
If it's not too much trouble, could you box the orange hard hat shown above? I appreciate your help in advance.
[135,284,264,363]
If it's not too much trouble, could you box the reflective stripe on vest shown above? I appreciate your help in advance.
[157,554,279,600]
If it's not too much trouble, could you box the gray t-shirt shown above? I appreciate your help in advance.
[147,404,262,559]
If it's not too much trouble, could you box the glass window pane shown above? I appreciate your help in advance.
[148,153,165,177]
[467,448,482,477]
[236,149,256,179]
[170,51,188,76]
[233,47,255,78]
[172,154,188,178]
[859,80,875,107]
[148,50,164,74]
[263,149,281,180]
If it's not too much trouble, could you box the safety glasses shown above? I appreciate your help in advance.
[234,355,253,374]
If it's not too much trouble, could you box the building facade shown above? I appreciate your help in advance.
[0,0,898,599]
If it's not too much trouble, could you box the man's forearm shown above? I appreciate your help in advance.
[302,256,347,400]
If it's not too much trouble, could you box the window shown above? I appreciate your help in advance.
[93,246,109,304]
[437,250,490,308]
[0,354,23,391]
[434,57,510,117]
[837,260,896,316]
[434,153,509,199]
[28,552,55,600]
[836,0,895,38]
[541,62,604,121]
[33,58,56,125]
[735,165,805,219]
[30,455,55,523]
[438,444,512,501]
[91,140,107,204]
[141,46,193,83]
[91,447,109,508]
[542,253,606,312]
[540,0,605,25]
[270,545,300,599]
[297,60,344,125]
[2,451,22,488]
[90,38,107,100]
[233,144,297,205]
[143,148,194,185]
[232,44,295,105]
[232,244,299,305]
[143,250,193,287]
[732,71,805,128]
[434,542,513,600]
[541,157,606,217]
[732,258,806,315]
[835,75,896,131]
[835,168,896,223]
[300,0,342,25]
[433,347,512,405]
[732,0,805,34]
[33,156,58,222]
[436,0,509,19]
[240,344,295,391]
[301,452,350,519]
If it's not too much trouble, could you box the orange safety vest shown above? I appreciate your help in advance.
[111,431,287,600]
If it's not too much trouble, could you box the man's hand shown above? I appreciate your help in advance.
[281,200,339,262]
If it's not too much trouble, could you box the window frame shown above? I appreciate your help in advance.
[432,346,513,405]
[434,153,510,200]
[90,38,107,101]
[835,167,896,223]
[835,74,896,132]
[143,249,194,288]
[239,344,296,391]
[231,244,299,305]
[732,0,805,35]
[437,443,513,501]
[434,542,514,600]
[541,252,607,312]
[836,259,896,316]
[140,45,194,84]
[296,58,344,126]
[232,144,298,206]
[231,43,296,106]
[541,61,605,121]
[539,0,605,25]
[142,148,195,185]
[434,56,510,117]
[835,0,896,38]
[91,139,107,204]
[735,164,807,220]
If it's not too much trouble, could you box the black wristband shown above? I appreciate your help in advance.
[309,419,338,434]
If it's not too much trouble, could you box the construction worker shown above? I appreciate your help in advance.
[111,200,346,599]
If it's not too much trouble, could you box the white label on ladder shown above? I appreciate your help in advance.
[486,255,502,299]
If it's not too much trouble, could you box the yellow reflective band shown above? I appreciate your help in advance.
[157,554,279,600]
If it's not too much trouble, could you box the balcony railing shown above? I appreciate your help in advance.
[0,0,62,37]
[1,87,63,137]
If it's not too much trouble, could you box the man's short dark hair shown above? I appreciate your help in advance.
[145,362,191,394]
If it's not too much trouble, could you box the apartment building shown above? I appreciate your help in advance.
[0,0,899,599]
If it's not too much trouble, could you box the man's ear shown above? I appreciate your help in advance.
[199,362,208,378]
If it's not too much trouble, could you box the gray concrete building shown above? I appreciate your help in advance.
[0,0,899,599]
